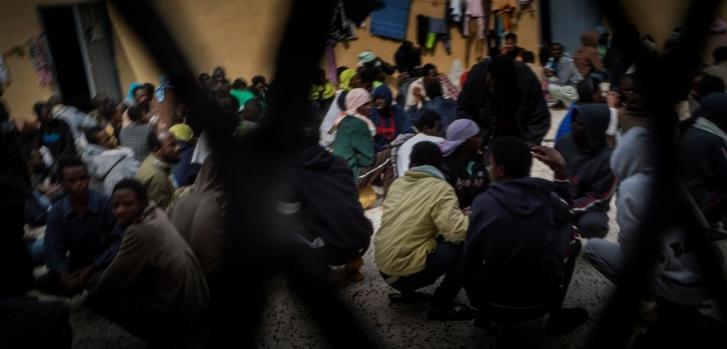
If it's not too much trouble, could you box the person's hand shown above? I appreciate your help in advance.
[77,265,96,288]
[607,91,621,108]
[412,86,424,101]
[40,183,62,196]
[531,145,567,180]
[462,207,472,216]
[545,69,555,78]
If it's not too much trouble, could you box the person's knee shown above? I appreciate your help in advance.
[577,213,609,238]
[583,239,622,280]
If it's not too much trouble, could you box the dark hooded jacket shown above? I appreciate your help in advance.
[0,122,34,297]
[555,104,617,213]
[464,177,573,308]
[678,93,727,223]
[457,59,550,145]
[285,145,372,265]
[369,85,412,152]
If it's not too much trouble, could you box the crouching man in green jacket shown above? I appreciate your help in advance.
[374,141,474,321]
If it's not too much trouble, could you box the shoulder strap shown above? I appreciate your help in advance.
[100,155,127,180]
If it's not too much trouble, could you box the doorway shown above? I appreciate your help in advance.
[39,1,122,110]
[540,0,602,54]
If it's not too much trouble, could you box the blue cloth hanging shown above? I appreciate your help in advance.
[370,0,411,40]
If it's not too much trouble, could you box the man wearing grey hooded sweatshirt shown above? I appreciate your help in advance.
[555,104,617,238]
[585,127,709,306]
[81,127,139,195]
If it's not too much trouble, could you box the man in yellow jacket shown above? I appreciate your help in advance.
[374,141,473,321]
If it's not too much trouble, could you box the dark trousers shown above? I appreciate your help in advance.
[0,297,72,349]
[575,211,610,239]
[466,240,582,320]
[389,238,465,306]
[550,240,582,314]
[85,290,198,347]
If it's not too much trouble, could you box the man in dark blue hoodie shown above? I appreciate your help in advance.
[370,85,412,152]
[464,137,587,336]
[555,104,617,238]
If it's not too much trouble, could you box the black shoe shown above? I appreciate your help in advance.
[388,291,432,304]
[546,307,588,335]
[427,302,476,321]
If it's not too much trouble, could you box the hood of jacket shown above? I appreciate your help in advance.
[486,177,554,217]
[372,84,394,110]
[611,126,653,180]
[574,104,611,152]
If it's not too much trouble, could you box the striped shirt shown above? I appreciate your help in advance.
[120,122,153,162]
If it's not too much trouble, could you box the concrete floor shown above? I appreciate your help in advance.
[52,110,632,348]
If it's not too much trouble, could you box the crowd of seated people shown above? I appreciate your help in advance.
[1,24,726,347]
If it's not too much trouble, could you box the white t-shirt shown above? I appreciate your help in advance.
[396,133,445,177]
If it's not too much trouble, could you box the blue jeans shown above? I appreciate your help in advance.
[388,238,465,305]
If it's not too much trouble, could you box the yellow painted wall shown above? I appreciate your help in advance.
[0,0,76,120]
[6,0,727,121]
[333,0,541,78]
[622,0,727,47]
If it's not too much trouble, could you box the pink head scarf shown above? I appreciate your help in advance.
[329,88,376,136]
[344,88,372,115]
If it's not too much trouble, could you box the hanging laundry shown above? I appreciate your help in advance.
[29,37,53,87]
[448,0,463,22]
[416,15,430,47]
[428,17,451,54]
[463,0,486,39]
[329,0,357,42]
[491,0,519,32]
[326,42,338,86]
[370,0,412,40]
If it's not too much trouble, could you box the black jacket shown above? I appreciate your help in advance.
[440,154,489,209]
[457,59,550,145]
[0,122,34,297]
[555,104,616,213]
[464,177,572,308]
[285,145,373,265]
[678,95,727,224]
[40,118,76,161]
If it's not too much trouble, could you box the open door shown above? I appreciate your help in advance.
[39,1,121,110]
[542,0,601,54]
[74,1,122,101]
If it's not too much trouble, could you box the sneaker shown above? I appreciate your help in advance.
[388,291,432,304]
[546,307,588,335]
[427,302,476,321]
